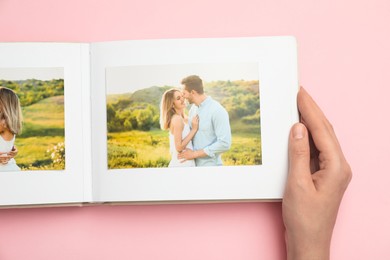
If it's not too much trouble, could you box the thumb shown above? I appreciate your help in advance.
[288,123,312,183]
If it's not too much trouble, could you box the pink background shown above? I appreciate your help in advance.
[0,0,389,259]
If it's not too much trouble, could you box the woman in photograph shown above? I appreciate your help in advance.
[0,87,23,171]
[160,88,199,167]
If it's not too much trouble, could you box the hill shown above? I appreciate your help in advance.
[106,80,260,133]
[107,86,171,111]
[20,95,65,137]
[0,78,64,107]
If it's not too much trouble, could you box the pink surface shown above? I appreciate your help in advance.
[0,0,389,259]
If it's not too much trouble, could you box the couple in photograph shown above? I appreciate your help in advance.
[160,75,231,167]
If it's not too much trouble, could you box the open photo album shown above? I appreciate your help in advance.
[0,37,299,207]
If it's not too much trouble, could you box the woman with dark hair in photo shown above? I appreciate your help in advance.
[160,88,199,167]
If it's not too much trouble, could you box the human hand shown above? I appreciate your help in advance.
[191,115,199,131]
[0,153,12,165]
[8,146,18,158]
[178,148,196,161]
[0,146,18,165]
[283,88,352,260]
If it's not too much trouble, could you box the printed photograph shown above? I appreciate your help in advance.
[0,67,65,171]
[106,63,261,169]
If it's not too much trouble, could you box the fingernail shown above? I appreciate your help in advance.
[293,124,304,139]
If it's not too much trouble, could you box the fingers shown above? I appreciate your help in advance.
[298,88,342,163]
[177,149,187,159]
[287,123,313,187]
[297,88,352,189]
[7,151,16,157]
[0,156,10,164]
[10,146,18,156]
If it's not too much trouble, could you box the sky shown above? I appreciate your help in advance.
[0,67,64,80]
[106,62,259,94]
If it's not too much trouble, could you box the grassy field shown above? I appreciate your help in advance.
[223,132,262,166]
[15,136,65,170]
[107,130,170,169]
[21,95,65,138]
[107,121,261,169]
[15,96,65,170]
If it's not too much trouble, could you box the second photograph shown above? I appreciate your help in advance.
[106,62,261,169]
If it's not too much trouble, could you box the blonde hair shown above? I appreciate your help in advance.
[0,87,23,135]
[160,88,180,130]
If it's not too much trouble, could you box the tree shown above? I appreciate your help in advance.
[135,108,154,131]
[106,104,116,122]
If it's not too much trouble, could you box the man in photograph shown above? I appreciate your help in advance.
[178,75,232,166]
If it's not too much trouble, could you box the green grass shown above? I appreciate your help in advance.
[107,130,170,169]
[14,136,65,170]
[20,96,64,138]
[13,96,65,170]
[230,119,261,134]
[223,133,262,165]
[107,124,262,169]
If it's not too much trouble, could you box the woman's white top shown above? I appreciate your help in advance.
[168,122,196,167]
[0,134,21,171]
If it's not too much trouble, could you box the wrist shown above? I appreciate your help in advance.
[191,149,206,159]
[192,150,199,159]
[285,232,331,260]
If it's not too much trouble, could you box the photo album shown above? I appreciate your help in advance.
[0,37,299,207]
